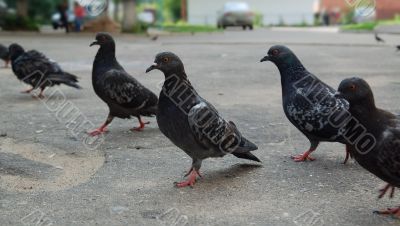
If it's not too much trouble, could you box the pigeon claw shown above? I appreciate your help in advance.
[373,207,400,218]
[291,154,316,162]
[88,128,108,136]
[174,169,201,188]
[131,121,150,132]
[20,88,33,94]
[378,184,395,199]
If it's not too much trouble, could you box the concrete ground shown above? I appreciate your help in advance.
[0,28,399,226]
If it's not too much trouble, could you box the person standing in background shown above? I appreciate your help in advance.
[58,0,69,33]
[74,1,86,32]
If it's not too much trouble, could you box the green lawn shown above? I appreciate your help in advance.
[341,17,400,31]
[160,24,221,33]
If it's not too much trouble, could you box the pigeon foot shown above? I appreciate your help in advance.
[131,119,150,132]
[291,151,316,162]
[378,184,395,199]
[374,207,400,218]
[175,169,201,188]
[21,88,34,94]
[88,127,108,136]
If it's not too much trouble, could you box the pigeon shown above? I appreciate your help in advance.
[146,52,260,187]
[8,43,81,98]
[336,77,400,217]
[89,33,158,136]
[0,44,10,68]
[375,33,385,43]
[151,35,158,41]
[396,45,400,51]
[260,45,350,163]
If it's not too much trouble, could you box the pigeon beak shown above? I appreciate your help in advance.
[90,41,99,47]
[334,91,343,98]
[260,55,270,62]
[146,63,158,73]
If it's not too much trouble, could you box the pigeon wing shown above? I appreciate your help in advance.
[97,69,157,110]
[378,126,400,186]
[187,100,243,155]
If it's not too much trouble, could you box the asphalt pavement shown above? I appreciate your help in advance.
[0,28,400,226]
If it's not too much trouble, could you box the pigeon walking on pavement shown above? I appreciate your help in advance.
[260,45,350,163]
[146,52,260,188]
[375,33,385,43]
[0,44,10,68]
[9,43,81,98]
[336,77,400,218]
[89,33,158,136]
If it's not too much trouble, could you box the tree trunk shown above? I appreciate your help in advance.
[113,0,120,21]
[181,0,187,21]
[122,0,136,32]
[16,0,28,17]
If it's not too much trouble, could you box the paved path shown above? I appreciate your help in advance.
[0,28,399,226]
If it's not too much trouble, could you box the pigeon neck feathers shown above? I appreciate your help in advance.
[93,45,123,75]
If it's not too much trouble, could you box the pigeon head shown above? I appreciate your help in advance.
[260,45,303,69]
[8,43,25,61]
[90,32,115,49]
[146,52,185,77]
[336,77,375,108]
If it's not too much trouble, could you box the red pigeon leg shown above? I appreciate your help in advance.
[378,184,395,199]
[36,87,45,99]
[343,145,351,164]
[374,207,400,218]
[131,116,150,132]
[88,115,113,136]
[175,168,201,188]
[291,142,318,162]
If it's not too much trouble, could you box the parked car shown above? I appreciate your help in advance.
[217,2,254,30]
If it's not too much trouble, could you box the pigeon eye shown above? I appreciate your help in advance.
[349,85,356,91]
[272,49,279,55]
[163,57,169,63]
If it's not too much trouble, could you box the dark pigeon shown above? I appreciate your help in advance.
[0,44,10,68]
[146,52,260,188]
[260,45,350,162]
[89,33,158,136]
[396,45,400,51]
[336,77,400,218]
[8,43,81,98]
[375,33,385,43]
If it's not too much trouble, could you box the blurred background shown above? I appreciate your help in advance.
[0,0,400,34]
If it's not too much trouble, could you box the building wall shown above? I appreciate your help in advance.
[321,0,400,20]
[376,0,400,19]
[188,0,316,26]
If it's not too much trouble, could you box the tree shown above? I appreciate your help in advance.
[122,0,136,32]
[16,0,28,17]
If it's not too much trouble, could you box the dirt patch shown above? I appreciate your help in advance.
[0,138,104,192]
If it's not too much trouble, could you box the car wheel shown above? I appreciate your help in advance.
[242,25,246,30]
[249,25,253,30]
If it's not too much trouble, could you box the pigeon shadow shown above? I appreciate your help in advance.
[194,163,262,188]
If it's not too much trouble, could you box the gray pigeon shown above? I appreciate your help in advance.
[89,33,158,136]
[146,52,260,188]
[261,45,350,163]
[9,43,81,98]
[0,44,10,67]
[336,77,400,217]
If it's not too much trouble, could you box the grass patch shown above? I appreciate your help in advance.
[160,22,221,33]
[341,22,377,31]
[341,16,400,31]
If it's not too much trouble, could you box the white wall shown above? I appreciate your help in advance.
[188,0,315,25]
